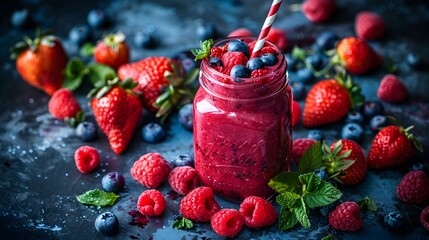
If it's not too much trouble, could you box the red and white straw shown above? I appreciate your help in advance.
[250,0,283,59]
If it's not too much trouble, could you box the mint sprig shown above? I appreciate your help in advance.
[172,217,194,230]
[357,196,378,212]
[191,39,213,61]
[76,189,119,207]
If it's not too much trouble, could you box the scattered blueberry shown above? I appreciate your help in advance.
[102,172,125,192]
[308,129,324,141]
[341,123,364,143]
[69,25,91,46]
[290,81,305,101]
[285,54,298,72]
[306,54,324,70]
[383,212,406,233]
[171,154,194,168]
[295,68,314,83]
[369,115,388,132]
[173,50,197,74]
[141,123,166,143]
[345,111,364,125]
[406,53,424,70]
[178,103,193,131]
[260,53,278,66]
[314,169,328,181]
[362,101,385,120]
[11,9,31,28]
[315,31,339,52]
[134,25,159,49]
[76,121,97,142]
[196,22,217,41]
[87,9,108,28]
[230,65,251,78]
[227,39,249,57]
[209,57,222,67]
[246,58,264,71]
[94,212,119,236]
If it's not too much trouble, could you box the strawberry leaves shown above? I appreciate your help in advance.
[191,39,214,61]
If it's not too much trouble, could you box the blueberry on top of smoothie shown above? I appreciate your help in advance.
[227,39,249,57]
[260,53,278,66]
[230,65,251,79]
[246,57,264,71]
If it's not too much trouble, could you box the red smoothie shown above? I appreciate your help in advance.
[193,37,292,202]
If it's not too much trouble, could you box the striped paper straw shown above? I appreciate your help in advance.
[250,0,283,59]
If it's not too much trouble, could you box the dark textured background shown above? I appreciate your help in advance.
[1,0,429,239]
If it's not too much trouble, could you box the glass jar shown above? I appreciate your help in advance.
[193,37,292,202]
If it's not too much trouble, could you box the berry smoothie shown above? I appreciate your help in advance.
[193,37,292,202]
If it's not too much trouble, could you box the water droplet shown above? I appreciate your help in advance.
[29,98,35,104]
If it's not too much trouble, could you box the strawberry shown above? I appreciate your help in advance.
[328,201,363,232]
[377,74,408,103]
[48,88,84,127]
[227,28,254,38]
[302,0,336,23]
[335,37,382,75]
[396,170,429,203]
[11,31,68,95]
[355,11,385,40]
[367,124,423,169]
[89,78,142,154]
[94,32,130,70]
[266,28,288,51]
[302,73,364,128]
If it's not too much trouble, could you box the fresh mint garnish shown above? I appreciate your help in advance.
[191,39,213,61]
[357,196,378,212]
[76,189,119,207]
[172,217,194,230]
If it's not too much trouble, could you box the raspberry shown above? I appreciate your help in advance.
[420,206,429,231]
[137,189,166,217]
[211,209,244,237]
[260,45,278,55]
[227,28,254,38]
[328,201,363,232]
[130,153,171,188]
[250,69,269,78]
[221,51,248,74]
[292,100,301,127]
[355,11,385,40]
[168,166,200,195]
[291,138,317,163]
[302,0,336,23]
[266,28,288,50]
[377,74,408,103]
[396,170,429,203]
[180,186,220,222]
[48,88,81,120]
[74,146,100,173]
[239,196,277,228]
[210,46,225,59]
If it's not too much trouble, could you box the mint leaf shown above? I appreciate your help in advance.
[269,172,300,194]
[80,42,95,57]
[321,234,335,240]
[76,189,119,207]
[279,207,298,230]
[63,58,89,91]
[299,172,321,193]
[294,198,310,228]
[298,141,323,174]
[303,180,342,208]
[87,63,117,87]
[173,217,194,230]
[191,39,214,61]
[276,191,301,208]
[358,196,377,212]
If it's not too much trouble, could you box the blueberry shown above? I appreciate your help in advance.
[361,101,385,120]
[345,111,364,125]
[94,212,119,236]
[141,123,166,143]
[134,25,160,49]
[196,22,217,41]
[285,54,298,72]
[69,25,91,46]
[76,121,97,142]
[290,81,305,101]
[406,53,424,70]
[178,103,193,131]
[227,39,249,57]
[383,212,406,233]
[369,115,388,132]
[102,172,125,192]
[315,31,339,51]
[260,53,278,66]
[246,58,264,71]
[341,123,364,143]
[11,9,31,28]
[314,169,328,181]
[306,54,324,71]
[171,154,194,168]
[87,9,108,28]
[209,57,222,67]
[308,130,324,141]
[230,65,251,79]
[295,68,314,83]
[173,50,197,74]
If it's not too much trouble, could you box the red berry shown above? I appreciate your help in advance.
[210,46,225,59]
[137,189,166,217]
[211,209,244,237]
[48,88,81,120]
[266,28,288,50]
[396,170,429,203]
[239,196,277,228]
[292,100,301,127]
[130,153,171,188]
[180,186,220,222]
[228,28,254,38]
[221,51,248,74]
[168,166,200,195]
[420,206,429,231]
[355,11,385,40]
[292,138,317,163]
[377,74,408,103]
[328,201,363,232]
[74,146,100,173]
[250,69,270,78]
[302,0,336,23]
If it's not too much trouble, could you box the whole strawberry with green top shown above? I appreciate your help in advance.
[11,30,68,95]
[303,73,364,128]
[89,78,142,154]
[94,32,130,70]
[368,123,423,169]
